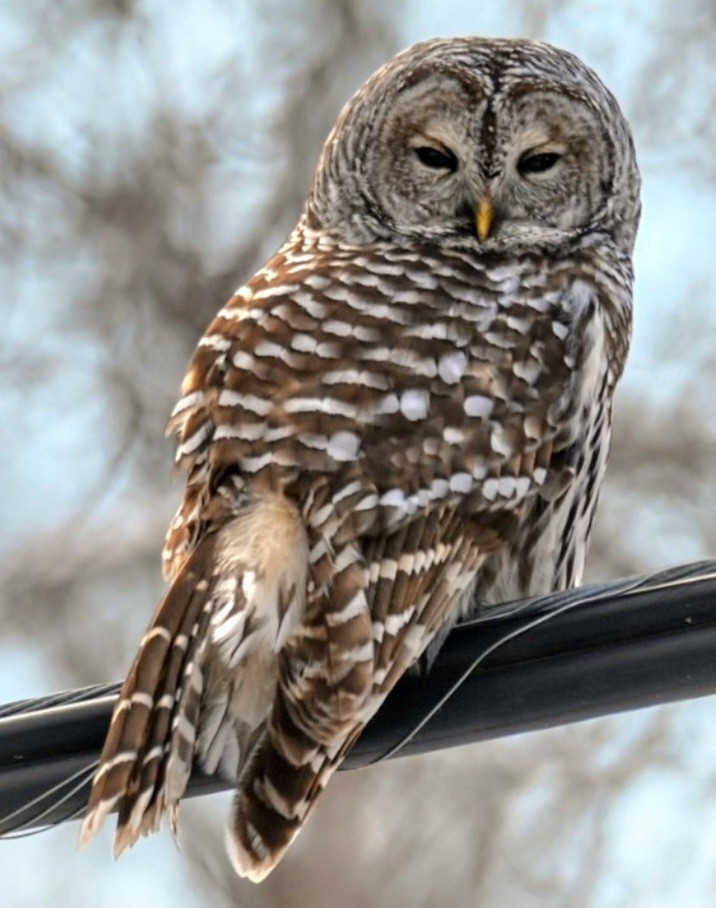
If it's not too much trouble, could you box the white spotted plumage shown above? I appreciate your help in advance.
[81,36,639,883]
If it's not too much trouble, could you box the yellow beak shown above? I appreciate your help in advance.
[476,196,494,241]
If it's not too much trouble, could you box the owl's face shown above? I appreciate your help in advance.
[308,38,640,255]
[372,74,613,243]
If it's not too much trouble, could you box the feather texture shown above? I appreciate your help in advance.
[81,35,639,882]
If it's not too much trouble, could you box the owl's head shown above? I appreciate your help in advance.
[307,38,640,255]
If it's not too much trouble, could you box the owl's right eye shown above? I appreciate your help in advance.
[414,145,458,172]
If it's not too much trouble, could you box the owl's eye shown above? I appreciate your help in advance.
[517,151,562,176]
[414,145,458,172]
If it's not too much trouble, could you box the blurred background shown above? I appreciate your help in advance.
[1,1,715,905]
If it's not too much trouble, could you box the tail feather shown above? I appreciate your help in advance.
[80,535,219,851]
[225,540,374,882]
[81,489,483,882]
[226,513,485,882]
[114,588,213,854]
[81,492,310,867]
[227,719,364,883]
[165,631,207,801]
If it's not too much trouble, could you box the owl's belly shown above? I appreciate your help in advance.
[474,393,612,611]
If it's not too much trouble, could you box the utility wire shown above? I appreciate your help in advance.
[1,560,715,837]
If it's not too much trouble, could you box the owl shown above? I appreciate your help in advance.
[80,37,640,881]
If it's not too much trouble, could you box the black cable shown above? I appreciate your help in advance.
[1,560,715,836]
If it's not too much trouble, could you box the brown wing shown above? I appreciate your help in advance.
[85,230,614,880]
[163,237,596,570]
[196,238,613,880]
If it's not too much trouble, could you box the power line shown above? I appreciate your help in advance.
[1,560,715,837]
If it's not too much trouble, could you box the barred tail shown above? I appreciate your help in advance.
[79,534,218,854]
[225,540,375,882]
[226,713,364,883]
[81,491,311,867]
[224,510,486,882]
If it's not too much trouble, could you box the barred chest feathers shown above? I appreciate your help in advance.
[478,271,624,609]
[164,230,629,576]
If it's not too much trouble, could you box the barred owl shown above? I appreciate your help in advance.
[80,37,640,881]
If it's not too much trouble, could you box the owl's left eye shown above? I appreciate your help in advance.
[517,151,562,176]
[414,145,458,172]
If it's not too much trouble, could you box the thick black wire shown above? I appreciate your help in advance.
[1,561,712,724]
[0,684,121,720]
[1,559,715,837]
[371,559,716,762]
